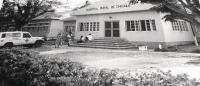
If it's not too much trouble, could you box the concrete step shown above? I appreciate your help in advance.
[70,37,137,49]
[71,44,137,49]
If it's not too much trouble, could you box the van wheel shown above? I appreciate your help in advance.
[3,43,13,49]
[34,41,42,48]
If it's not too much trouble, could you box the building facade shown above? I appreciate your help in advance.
[22,12,64,40]
[63,16,76,36]
[72,0,194,47]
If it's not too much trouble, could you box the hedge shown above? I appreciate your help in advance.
[0,49,199,86]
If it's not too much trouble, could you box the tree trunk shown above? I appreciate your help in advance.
[190,23,199,46]
[15,22,23,31]
[193,35,199,46]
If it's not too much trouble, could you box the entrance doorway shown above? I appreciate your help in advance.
[65,26,75,35]
[105,21,120,37]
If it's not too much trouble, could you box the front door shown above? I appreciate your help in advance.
[65,26,75,35]
[105,21,120,37]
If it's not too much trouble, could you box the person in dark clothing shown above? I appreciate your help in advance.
[77,35,84,43]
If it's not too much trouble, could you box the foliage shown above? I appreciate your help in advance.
[129,0,200,24]
[154,46,177,52]
[0,0,61,31]
[154,48,168,52]
[0,49,199,86]
[191,49,200,53]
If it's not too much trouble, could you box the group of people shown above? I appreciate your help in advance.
[55,33,92,48]
[55,32,73,48]
[77,34,93,43]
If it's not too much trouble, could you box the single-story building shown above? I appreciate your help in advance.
[22,12,64,40]
[71,0,194,47]
[63,16,76,36]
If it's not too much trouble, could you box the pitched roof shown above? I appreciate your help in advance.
[62,16,76,21]
[33,12,63,20]
[72,0,155,16]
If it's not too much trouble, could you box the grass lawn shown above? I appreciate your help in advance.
[39,46,200,79]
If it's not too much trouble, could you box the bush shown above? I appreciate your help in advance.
[0,49,199,86]
[0,49,86,86]
[154,46,177,52]
[154,48,168,52]
[191,49,200,53]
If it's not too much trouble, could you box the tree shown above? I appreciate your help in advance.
[130,0,200,46]
[0,0,61,31]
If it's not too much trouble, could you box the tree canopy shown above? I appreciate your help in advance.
[130,0,200,25]
[0,0,61,31]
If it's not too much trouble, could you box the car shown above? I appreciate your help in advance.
[0,31,44,48]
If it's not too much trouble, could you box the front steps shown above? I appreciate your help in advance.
[71,38,137,49]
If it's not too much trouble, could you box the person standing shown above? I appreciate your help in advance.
[66,33,71,46]
[55,33,62,48]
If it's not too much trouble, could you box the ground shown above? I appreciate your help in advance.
[37,45,200,79]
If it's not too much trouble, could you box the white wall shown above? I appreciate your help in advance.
[48,20,64,38]
[64,21,76,28]
[160,18,194,42]
[75,10,166,42]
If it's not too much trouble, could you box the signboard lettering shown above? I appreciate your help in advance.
[86,4,131,11]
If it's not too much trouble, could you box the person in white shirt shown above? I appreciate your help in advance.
[86,34,93,42]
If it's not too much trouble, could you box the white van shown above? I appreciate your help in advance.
[0,31,44,48]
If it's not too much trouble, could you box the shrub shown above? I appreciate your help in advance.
[0,49,199,86]
[0,49,86,86]
[154,48,168,52]
[191,49,200,53]
[154,46,177,52]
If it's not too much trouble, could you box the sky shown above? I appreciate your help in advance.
[0,0,3,9]
[56,0,100,12]
[0,0,100,11]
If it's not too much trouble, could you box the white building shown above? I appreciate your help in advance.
[23,11,74,40]
[72,0,194,48]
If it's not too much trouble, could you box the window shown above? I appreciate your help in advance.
[23,33,31,38]
[79,22,100,31]
[126,19,156,32]
[93,22,96,31]
[86,22,89,31]
[126,21,131,31]
[12,33,21,37]
[1,34,6,38]
[131,21,135,31]
[80,23,84,31]
[171,20,189,31]
[140,20,146,31]
[151,20,156,31]
[146,20,151,31]
[135,20,140,31]
[90,22,93,31]
[97,22,100,31]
